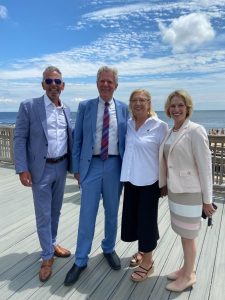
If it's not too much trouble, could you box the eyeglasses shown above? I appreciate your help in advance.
[130,98,149,104]
[44,78,62,85]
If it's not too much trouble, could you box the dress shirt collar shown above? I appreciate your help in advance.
[98,96,114,107]
[44,94,63,108]
[131,114,159,126]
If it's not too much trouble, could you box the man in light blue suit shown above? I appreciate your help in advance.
[14,66,73,282]
[64,66,129,286]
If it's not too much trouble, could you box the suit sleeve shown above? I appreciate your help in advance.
[13,102,30,173]
[71,102,84,173]
[63,106,73,173]
[191,126,212,204]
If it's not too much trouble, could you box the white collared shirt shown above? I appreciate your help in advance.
[93,97,119,155]
[44,95,68,158]
[120,116,168,186]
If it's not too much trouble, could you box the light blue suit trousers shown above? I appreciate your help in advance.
[75,156,122,267]
[32,159,67,260]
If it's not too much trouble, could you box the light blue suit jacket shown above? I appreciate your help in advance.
[14,95,73,183]
[72,98,129,183]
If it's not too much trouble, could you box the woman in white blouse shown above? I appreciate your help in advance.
[120,89,168,282]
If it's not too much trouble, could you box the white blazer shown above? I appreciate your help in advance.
[159,119,212,204]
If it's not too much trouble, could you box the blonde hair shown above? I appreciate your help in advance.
[164,89,193,118]
[129,89,156,117]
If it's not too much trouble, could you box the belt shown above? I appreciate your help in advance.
[92,155,119,158]
[46,153,68,163]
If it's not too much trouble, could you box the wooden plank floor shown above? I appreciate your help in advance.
[0,162,225,300]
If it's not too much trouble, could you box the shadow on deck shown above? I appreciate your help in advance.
[0,164,225,300]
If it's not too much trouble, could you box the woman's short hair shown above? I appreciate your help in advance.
[129,89,156,117]
[164,90,193,118]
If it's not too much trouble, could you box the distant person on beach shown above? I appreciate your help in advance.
[120,89,168,282]
[64,66,129,286]
[14,66,73,282]
[159,90,216,292]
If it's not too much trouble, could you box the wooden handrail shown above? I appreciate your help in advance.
[0,126,225,190]
[0,125,15,163]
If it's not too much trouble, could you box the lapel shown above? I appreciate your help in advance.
[114,99,122,138]
[63,105,70,124]
[114,99,121,122]
[90,98,99,140]
[36,96,48,139]
[62,105,72,152]
[169,119,190,154]
[160,127,171,161]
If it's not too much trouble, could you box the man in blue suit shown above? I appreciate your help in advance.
[64,66,129,286]
[14,66,73,282]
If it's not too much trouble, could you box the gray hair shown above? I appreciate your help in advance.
[42,66,62,80]
[96,66,118,85]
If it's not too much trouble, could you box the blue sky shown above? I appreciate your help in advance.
[0,0,225,112]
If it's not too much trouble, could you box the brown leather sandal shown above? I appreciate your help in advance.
[130,252,144,267]
[131,262,154,282]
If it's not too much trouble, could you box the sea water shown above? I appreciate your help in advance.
[0,110,224,132]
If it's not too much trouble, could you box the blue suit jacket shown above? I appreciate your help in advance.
[14,95,73,183]
[72,98,129,183]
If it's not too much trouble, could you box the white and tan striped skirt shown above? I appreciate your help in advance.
[168,190,203,239]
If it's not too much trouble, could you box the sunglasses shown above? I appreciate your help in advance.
[44,78,62,85]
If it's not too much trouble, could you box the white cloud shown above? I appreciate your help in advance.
[1,46,225,80]
[68,3,171,30]
[191,0,225,6]
[0,5,7,19]
[159,13,215,52]
[70,1,225,31]
[0,1,225,111]
[0,97,16,104]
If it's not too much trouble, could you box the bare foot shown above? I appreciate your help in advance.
[166,273,197,292]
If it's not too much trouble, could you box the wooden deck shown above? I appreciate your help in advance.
[0,163,225,300]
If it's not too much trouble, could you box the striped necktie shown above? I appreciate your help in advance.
[100,102,110,160]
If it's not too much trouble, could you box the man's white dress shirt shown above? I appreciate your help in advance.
[44,95,68,158]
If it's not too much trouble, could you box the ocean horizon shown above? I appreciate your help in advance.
[0,110,224,132]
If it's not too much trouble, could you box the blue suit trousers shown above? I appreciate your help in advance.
[75,156,122,267]
[32,159,67,260]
